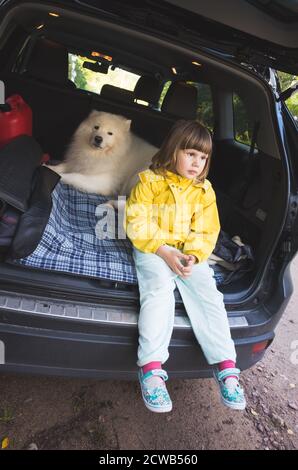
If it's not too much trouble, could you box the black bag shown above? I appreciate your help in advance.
[10,165,60,259]
[0,135,44,255]
[211,230,255,286]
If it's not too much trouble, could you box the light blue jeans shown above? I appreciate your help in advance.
[133,247,237,367]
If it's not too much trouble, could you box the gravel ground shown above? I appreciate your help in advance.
[0,257,297,451]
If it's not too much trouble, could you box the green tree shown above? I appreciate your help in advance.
[158,81,171,109]
[74,57,88,90]
[277,71,298,120]
[195,83,214,132]
[68,55,88,90]
[233,94,252,146]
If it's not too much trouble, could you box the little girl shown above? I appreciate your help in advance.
[125,120,246,413]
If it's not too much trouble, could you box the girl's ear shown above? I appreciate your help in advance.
[125,119,132,131]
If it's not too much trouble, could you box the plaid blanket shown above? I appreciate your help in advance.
[13,182,137,283]
[12,182,225,286]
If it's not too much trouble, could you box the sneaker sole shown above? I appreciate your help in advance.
[143,398,173,413]
[213,370,246,411]
[220,395,246,411]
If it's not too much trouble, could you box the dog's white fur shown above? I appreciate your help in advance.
[47,110,158,198]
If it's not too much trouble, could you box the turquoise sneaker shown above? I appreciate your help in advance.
[213,367,246,410]
[138,368,173,413]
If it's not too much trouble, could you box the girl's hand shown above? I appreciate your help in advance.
[180,254,197,277]
[156,245,193,278]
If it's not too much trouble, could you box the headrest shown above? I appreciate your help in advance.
[161,81,198,119]
[101,84,133,103]
[134,75,161,105]
[25,38,70,86]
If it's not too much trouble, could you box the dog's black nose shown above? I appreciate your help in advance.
[94,135,103,144]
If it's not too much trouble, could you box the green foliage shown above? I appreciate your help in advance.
[278,71,296,91]
[68,55,93,90]
[158,81,171,108]
[233,94,252,146]
[74,57,88,90]
[68,54,139,94]
[277,71,298,120]
[195,83,214,133]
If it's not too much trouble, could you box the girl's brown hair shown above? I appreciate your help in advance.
[149,120,212,183]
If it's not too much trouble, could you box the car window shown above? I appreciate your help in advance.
[158,81,171,109]
[277,71,298,126]
[233,93,254,146]
[68,53,140,94]
[194,82,214,133]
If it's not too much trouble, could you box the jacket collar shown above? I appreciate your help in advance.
[164,170,209,191]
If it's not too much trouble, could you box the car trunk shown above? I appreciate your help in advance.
[0,1,289,323]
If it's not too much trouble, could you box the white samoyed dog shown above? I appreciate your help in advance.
[46,110,158,200]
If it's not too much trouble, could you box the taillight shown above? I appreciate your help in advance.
[252,340,270,353]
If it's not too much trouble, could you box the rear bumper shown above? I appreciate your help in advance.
[0,261,292,380]
[0,312,274,380]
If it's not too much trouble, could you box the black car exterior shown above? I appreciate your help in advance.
[0,0,297,379]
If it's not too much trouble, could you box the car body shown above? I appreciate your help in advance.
[0,0,297,379]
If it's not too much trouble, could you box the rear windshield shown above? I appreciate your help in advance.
[68,53,140,94]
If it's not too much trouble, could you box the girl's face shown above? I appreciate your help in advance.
[175,148,208,179]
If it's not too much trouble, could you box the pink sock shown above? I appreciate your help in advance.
[218,360,237,380]
[142,361,162,375]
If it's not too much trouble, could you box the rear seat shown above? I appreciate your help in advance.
[92,78,198,146]
[101,84,134,104]
[130,80,198,146]
[2,35,199,156]
[161,81,198,120]
[133,75,161,109]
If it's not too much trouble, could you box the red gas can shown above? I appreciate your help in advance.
[0,94,32,149]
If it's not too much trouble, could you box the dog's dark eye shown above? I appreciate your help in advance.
[108,132,113,136]
[94,125,99,130]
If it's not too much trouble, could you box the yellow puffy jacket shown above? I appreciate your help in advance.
[124,169,220,263]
